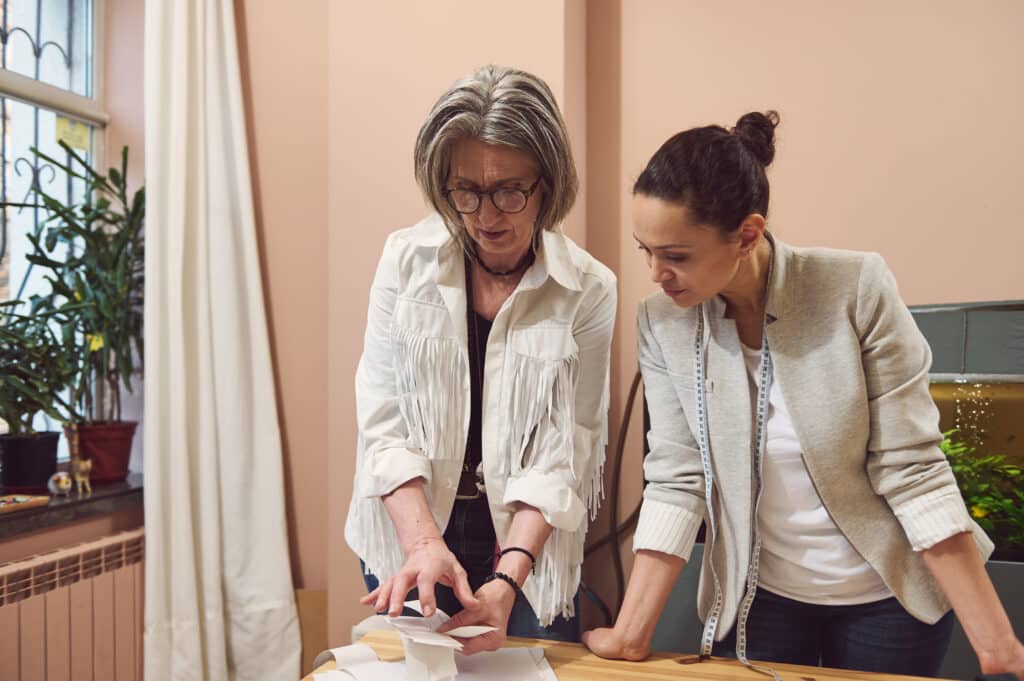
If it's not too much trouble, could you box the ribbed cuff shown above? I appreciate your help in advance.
[632,498,703,560]
[893,487,974,551]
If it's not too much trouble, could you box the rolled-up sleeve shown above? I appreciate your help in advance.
[632,300,706,561]
[355,235,432,498]
[857,253,975,550]
[502,274,617,531]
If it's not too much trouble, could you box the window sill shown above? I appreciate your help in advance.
[0,473,143,539]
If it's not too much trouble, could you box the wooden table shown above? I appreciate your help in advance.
[304,629,951,681]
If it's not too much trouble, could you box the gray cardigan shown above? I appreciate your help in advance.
[633,236,993,638]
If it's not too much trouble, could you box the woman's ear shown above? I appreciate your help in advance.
[736,213,766,256]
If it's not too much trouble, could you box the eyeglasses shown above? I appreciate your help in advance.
[444,177,542,215]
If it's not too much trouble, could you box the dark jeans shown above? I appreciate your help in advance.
[361,496,580,642]
[712,587,954,677]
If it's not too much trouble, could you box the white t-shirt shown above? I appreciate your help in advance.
[742,343,892,605]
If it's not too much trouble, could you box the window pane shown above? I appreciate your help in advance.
[1,0,93,97]
[0,96,92,442]
[1,96,93,304]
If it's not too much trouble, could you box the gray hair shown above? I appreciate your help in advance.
[414,65,578,250]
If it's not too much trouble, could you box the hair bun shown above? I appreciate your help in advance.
[733,111,779,167]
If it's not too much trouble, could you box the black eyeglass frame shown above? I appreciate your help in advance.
[443,177,543,215]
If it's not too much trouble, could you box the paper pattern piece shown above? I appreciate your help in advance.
[316,648,555,681]
[311,643,379,673]
[315,601,553,681]
[387,615,499,681]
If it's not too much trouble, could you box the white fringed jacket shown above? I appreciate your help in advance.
[344,214,616,625]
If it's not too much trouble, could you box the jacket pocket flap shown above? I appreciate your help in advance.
[509,323,577,361]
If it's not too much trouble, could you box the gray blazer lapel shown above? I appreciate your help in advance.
[764,236,850,482]
[706,311,754,520]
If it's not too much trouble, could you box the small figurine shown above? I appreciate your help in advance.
[66,422,92,497]
[47,471,73,496]
[71,458,92,497]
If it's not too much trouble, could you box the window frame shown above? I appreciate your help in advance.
[0,0,107,190]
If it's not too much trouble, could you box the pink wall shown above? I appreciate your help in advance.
[0,507,144,564]
[235,0,329,592]
[615,0,1024,306]
[104,0,144,187]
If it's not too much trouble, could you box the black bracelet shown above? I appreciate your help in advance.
[497,546,536,574]
[486,571,522,595]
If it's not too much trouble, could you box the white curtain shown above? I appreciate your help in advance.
[143,1,300,679]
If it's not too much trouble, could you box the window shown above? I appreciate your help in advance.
[0,0,105,438]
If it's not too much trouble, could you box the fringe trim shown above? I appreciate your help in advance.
[505,351,609,625]
[504,352,579,476]
[582,365,610,521]
[527,523,585,626]
[391,326,466,461]
[356,496,406,583]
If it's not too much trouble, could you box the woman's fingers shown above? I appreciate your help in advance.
[436,607,474,634]
[359,586,380,606]
[388,572,415,616]
[450,565,480,610]
[456,630,504,656]
[373,579,393,613]
[416,572,439,618]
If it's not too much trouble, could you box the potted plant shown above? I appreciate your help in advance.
[9,141,144,482]
[0,304,79,491]
[941,429,1024,562]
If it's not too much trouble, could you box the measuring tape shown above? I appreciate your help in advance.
[694,300,781,681]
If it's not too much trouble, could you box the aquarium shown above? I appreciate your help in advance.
[914,302,1024,561]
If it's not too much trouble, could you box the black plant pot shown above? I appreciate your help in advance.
[0,431,60,492]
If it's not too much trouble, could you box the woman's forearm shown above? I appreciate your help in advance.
[922,531,1018,661]
[614,550,687,653]
[382,478,443,556]
[496,503,553,584]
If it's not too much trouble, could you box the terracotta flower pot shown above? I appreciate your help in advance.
[66,421,138,482]
[0,432,60,492]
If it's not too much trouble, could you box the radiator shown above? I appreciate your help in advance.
[0,528,144,681]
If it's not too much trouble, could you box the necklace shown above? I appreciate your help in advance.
[468,243,534,277]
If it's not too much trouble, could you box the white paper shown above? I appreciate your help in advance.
[388,616,464,648]
[319,647,555,681]
[338,660,406,681]
[453,648,558,681]
[386,611,498,681]
[403,599,451,628]
[311,643,380,673]
[402,639,457,681]
[445,625,496,638]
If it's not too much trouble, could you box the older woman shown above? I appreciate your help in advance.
[344,65,616,653]
[583,112,1024,679]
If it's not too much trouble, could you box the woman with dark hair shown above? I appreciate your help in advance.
[582,112,1024,679]
[345,65,616,653]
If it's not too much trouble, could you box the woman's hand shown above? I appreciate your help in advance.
[581,626,650,661]
[975,634,1024,681]
[359,536,479,617]
[436,577,518,655]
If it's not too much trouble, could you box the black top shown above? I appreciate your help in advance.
[460,259,492,497]
[464,310,492,478]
